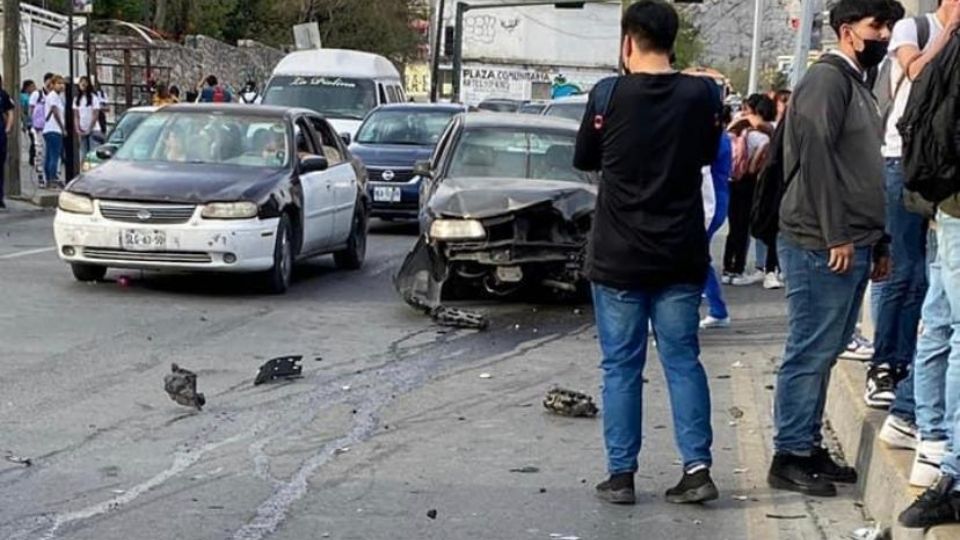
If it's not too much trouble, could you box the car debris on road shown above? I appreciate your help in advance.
[253,355,304,385]
[164,363,206,410]
[542,387,598,418]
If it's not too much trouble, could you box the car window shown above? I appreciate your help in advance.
[262,76,376,121]
[446,127,590,183]
[355,109,456,146]
[309,117,344,165]
[378,84,387,105]
[107,111,149,144]
[431,119,458,169]
[394,86,406,102]
[294,118,319,158]
[112,111,289,168]
[543,102,587,122]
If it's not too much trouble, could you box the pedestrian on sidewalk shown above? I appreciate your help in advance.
[701,107,733,330]
[769,0,895,498]
[20,80,36,170]
[722,93,775,287]
[29,73,53,186]
[866,3,957,417]
[73,76,102,158]
[574,0,722,506]
[198,75,232,104]
[0,75,16,209]
[42,75,66,188]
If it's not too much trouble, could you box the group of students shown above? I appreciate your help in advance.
[20,72,108,189]
[572,0,960,529]
[151,75,260,106]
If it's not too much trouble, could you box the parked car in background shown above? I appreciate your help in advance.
[518,100,548,115]
[476,98,525,113]
[541,94,588,122]
[81,106,159,172]
[396,113,597,308]
[55,104,369,294]
[261,49,406,138]
[350,103,465,220]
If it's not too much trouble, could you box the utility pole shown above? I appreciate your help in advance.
[789,0,815,88]
[3,0,22,198]
[747,0,763,94]
[65,0,77,181]
[430,0,446,102]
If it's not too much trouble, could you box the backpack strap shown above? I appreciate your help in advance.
[589,76,620,131]
[917,15,931,51]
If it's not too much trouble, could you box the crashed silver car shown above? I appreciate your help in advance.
[396,113,597,318]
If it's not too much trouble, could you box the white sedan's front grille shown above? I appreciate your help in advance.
[82,248,213,264]
[99,202,196,225]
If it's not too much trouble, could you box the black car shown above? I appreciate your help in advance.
[350,103,465,220]
[55,104,369,294]
[396,113,597,309]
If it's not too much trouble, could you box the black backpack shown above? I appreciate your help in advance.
[898,34,960,203]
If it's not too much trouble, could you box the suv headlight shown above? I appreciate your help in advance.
[201,202,258,219]
[58,192,94,214]
[429,219,485,240]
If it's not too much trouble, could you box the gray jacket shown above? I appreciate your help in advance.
[780,54,887,251]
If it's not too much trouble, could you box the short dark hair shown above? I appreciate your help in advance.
[829,0,899,36]
[43,72,54,83]
[746,93,777,122]
[206,75,218,87]
[622,0,679,54]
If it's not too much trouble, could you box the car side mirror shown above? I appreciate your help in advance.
[300,155,329,174]
[339,132,352,146]
[413,159,432,178]
[95,144,119,161]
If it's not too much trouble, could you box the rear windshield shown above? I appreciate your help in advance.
[262,76,377,120]
[447,128,591,184]
[543,102,587,122]
[355,109,457,146]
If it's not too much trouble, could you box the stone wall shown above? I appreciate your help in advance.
[682,0,799,72]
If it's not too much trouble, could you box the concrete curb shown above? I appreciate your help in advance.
[11,190,59,208]
[826,358,960,539]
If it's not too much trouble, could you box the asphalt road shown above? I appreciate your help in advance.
[1,206,873,540]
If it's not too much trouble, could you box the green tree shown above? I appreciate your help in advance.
[673,13,703,69]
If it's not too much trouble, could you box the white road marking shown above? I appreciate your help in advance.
[0,246,57,260]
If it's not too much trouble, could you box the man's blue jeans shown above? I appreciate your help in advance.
[873,159,928,413]
[913,228,952,440]
[774,236,872,454]
[592,282,713,474]
[932,212,960,484]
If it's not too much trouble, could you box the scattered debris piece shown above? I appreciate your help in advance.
[509,466,540,474]
[199,315,208,322]
[728,406,744,419]
[733,495,749,501]
[653,424,666,430]
[733,468,749,474]
[850,525,888,540]
[479,373,493,379]
[164,363,205,410]
[515,324,521,330]
[543,387,598,418]
[314,357,323,362]
[426,509,438,520]
[431,306,488,330]
[539,488,547,493]
[321,533,330,538]
[766,513,807,520]
[333,447,350,456]
[716,374,731,379]
[457,416,466,421]
[254,355,304,385]
[111,489,126,494]
[573,308,583,315]
[765,385,775,390]
[693,520,702,525]
[732,361,745,369]
[342,385,351,391]
[4,454,32,467]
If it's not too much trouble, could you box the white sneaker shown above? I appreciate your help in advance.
[763,272,784,289]
[730,272,764,286]
[721,273,734,285]
[910,440,949,487]
[879,414,919,450]
[840,336,875,361]
[699,316,731,329]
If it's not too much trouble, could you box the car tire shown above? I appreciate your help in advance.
[261,213,294,294]
[334,205,367,270]
[71,263,107,282]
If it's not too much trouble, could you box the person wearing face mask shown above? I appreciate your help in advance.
[768,0,895,498]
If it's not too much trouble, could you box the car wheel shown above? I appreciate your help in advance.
[262,213,294,294]
[71,263,107,282]
[334,206,367,270]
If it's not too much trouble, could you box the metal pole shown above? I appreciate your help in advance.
[789,0,815,88]
[452,1,466,103]
[3,0,22,198]
[430,0,446,102]
[65,2,77,180]
[747,0,763,94]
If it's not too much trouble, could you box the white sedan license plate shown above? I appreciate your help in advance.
[373,186,401,203]
[121,230,166,251]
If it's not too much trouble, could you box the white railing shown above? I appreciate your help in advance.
[0,2,69,32]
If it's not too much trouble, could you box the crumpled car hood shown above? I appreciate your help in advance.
[427,177,597,221]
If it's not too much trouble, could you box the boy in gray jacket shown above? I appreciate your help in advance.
[769,0,894,498]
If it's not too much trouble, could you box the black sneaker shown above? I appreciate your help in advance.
[595,472,636,505]
[768,453,837,497]
[899,476,960,528]
[810,447,857,484]
[864,364,896,409]
[665,468,719,504]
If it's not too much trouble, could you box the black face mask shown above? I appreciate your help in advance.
[854,38,889,69]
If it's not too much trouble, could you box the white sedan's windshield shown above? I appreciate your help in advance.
[447,128,590,184]
[113,112,290,168]
[355,110,455,146]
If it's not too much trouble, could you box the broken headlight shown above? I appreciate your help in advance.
[58,192,94,215]
[201,202,258,219]
[429,219,485,240]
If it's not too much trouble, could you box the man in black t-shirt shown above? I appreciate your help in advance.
[574,0,722,506]
[0,75,16,209]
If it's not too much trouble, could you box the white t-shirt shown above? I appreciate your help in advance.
[883,13,943,157]
[28,89,42,109]
[43,91,64,135]
[75,94,102,134]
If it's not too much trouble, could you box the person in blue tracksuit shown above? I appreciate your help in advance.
[701,125,732,329]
